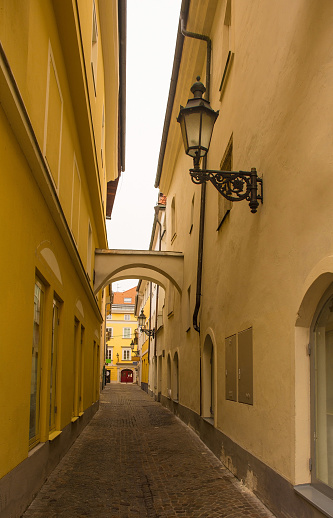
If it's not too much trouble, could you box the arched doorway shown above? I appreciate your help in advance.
[167,354,171,398]
[121,369,133,383]
[202,335,214,419]
[172,352,179,402]
[310,284,333,496]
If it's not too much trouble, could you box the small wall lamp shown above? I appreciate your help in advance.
[138,309,155,339]
[177,77,263,213]
[130,340,139,356]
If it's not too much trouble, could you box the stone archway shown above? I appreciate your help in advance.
[94,249,184,295]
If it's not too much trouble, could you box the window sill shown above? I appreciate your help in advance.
[71,416,79,423]
[294,485,333,518]
[28,442,45,457]
[203,417,215,427]
[79,411,84,417]
[49,430,62,442]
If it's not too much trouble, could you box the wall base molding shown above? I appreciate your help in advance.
[159,395,325,518]
[0,401,99,518]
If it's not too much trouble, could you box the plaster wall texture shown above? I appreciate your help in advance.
[0,0,121,514]
[156,0,333,494]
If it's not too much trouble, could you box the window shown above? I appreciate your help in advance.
[167,281,174,317]
[122,349,131,360]
[219,0,234,101]
[91,0,98,95]
[49,298,60,432]
[44,44,63,190]
[171,196,176,241]
[101,103,105,167]
[71,156,81,244]
[72,318,79,419]
[311,291,333,496]
[123,327,131,339]
[124,297,132,303]
[217,136,233,230]
[202,335,214,418]
[124,314,130,321]
[29,278,45,448]
[106,347,112,360]
[87,222,92,278]
[106,327,113,340]
[172,352,179,402]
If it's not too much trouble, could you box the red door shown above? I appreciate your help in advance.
[121,369,133,383]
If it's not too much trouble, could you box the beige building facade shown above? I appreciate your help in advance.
[147,1,333,517]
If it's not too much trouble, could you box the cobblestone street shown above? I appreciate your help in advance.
[23,385,276,518]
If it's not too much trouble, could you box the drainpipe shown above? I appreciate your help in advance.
[180,18,211,335]
[149,281,153,366]
[154,215,165,359]
[180,18,211,417]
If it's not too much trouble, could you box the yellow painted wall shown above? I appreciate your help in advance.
[0,0,119,488]
[141,351,149,385]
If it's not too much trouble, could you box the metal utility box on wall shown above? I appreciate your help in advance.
[225,334,237,401]
[238,328,253,405]
[225,328,253,405]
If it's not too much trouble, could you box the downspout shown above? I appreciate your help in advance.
[148,281,153,366]
[180,18,211,418]
[180,19,211,334]
[154,216,165,359]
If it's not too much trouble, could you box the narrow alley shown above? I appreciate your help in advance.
[23,385,275,518]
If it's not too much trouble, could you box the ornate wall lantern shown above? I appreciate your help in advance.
[177,77,263,213]
[138,309,155,339]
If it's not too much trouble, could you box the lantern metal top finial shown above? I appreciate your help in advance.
[190,76,206,98]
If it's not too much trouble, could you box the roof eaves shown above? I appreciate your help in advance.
[154,0,190,189]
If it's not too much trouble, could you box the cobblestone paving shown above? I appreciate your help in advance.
[23,385,276,518]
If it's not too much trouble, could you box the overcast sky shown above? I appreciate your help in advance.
[106,0,181,292]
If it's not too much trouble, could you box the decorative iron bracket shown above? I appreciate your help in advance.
[189,167,263,213]
[141,327,155,339]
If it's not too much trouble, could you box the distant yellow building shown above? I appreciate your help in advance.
[0,1,126,516]
[105,287,138,383]
[136,280,153,393]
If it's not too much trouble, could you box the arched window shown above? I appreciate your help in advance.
[311,287,333,496]
[167,355,171,399]
[202,335,214,420]
[172,352,179,402]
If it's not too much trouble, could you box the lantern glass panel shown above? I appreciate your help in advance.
[138,312,146,328]
[184,112,201,157]
[200,111,216,153]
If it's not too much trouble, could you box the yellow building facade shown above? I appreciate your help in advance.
[136,280,154,393]
[0,1,125,516]
[105,287,138,383]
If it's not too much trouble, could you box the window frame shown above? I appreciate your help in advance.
[122,348,131,361]
[123,327,131,339]
[29,277,46,449]
[310,284,333,498]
